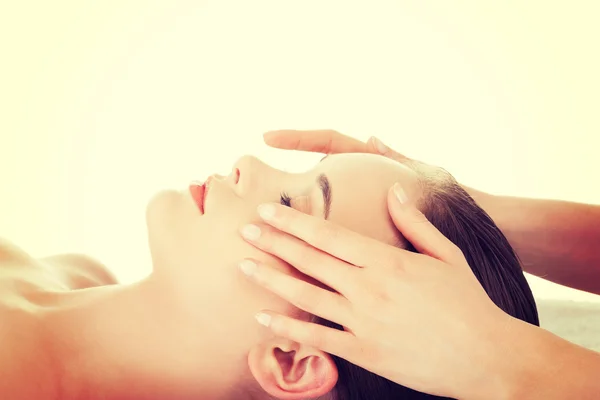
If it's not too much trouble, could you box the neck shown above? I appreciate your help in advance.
[36,276,233,400]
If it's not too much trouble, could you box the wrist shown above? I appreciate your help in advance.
[467,313,600,400]
[458,313,546,400]
[492,318,549,400]
[469,314,527,400]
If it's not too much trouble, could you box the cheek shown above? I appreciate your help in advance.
[156,222,304,320]
[146,191,310,338]
[185,254,310,355]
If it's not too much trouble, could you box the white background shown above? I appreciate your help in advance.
[1,1,599,302]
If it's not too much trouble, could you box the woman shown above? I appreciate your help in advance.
[0,150,537,399]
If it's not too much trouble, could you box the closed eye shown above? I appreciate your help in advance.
[279,191,292,207]
[278,174,331,218]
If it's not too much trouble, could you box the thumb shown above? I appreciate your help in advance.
[387,183,464,264]
[368,137,410,163]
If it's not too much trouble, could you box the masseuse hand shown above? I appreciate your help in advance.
[263,128,488,207]
[263,128,410,166]
[238,189,518,399]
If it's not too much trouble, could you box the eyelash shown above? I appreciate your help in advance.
[279,191,292,207]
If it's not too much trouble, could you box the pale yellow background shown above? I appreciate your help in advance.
[1,1,599,303]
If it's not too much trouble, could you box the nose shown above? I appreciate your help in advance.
[229,155,271,196]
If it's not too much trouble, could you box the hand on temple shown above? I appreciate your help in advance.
[264,128,600,295]
[236,129,600,399]
[236,186,524,399]
[264,128,488,208]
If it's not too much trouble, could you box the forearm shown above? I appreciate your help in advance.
[464,187,600,295]
[488,317,600,400]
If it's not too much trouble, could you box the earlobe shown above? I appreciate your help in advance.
[248,338,338,399]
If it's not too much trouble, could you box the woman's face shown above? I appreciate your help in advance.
[144,153,420,393]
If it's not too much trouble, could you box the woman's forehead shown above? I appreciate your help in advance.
[316,153,419,189]
[312,153,420,244]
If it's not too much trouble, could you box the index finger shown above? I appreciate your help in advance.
[257,203,400,270]
[263,129,371,155]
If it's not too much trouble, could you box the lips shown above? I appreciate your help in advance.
[189,180,207,214]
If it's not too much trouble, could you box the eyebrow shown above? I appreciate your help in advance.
[317,173,332,219]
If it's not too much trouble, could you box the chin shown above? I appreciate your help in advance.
[146,188,178,221]
[145,188,201,262]
[145,189,184,244]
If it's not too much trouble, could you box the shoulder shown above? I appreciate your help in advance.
[0,237,50,291]
[0,236,118,290]
[0,236,36,265]
[41,253,119,288]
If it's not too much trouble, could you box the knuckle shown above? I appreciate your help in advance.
[388,251,405,272]
[351,339,377,365]
[283,319,320,348]
[290,285,317,311]
[258,228,278,251]
[292,136,304,151]
[311,222,338,247]
[367,249,404,273]
[310,130,337,154]
[271,316,291,337]
[264,227,293,251]
[361,278,393,309]
[289,240,316,269]
[409,210,430,225]
[372,291,392,308]
[273,206,294,226]
[360,342,378,364]
[251,263,276,287]
[390,152,410,164]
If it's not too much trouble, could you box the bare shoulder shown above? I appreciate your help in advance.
[41,253,119,288]
[0,236,49,291]
[0,236,118,290]
[0,236,36,265]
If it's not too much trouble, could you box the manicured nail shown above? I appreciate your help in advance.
[257,204,277,221]
[241,224,261,241]
[393,183,408,204]
[371,136,389,154]
[255,312,272,327]
[239,259,257,276]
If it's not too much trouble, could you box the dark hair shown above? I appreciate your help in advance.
[314,163,539,400]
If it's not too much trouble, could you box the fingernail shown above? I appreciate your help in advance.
[239,259,257,276]
[257,204,276,221]
[371,136,389,154]
[255,312,272,327]
[241,224,261,241]
[393,183,408,204]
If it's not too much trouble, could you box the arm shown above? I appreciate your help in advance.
[495,315,600,400]
[466,187,600,295]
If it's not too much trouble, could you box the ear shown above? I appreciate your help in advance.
[248,337,338,399]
